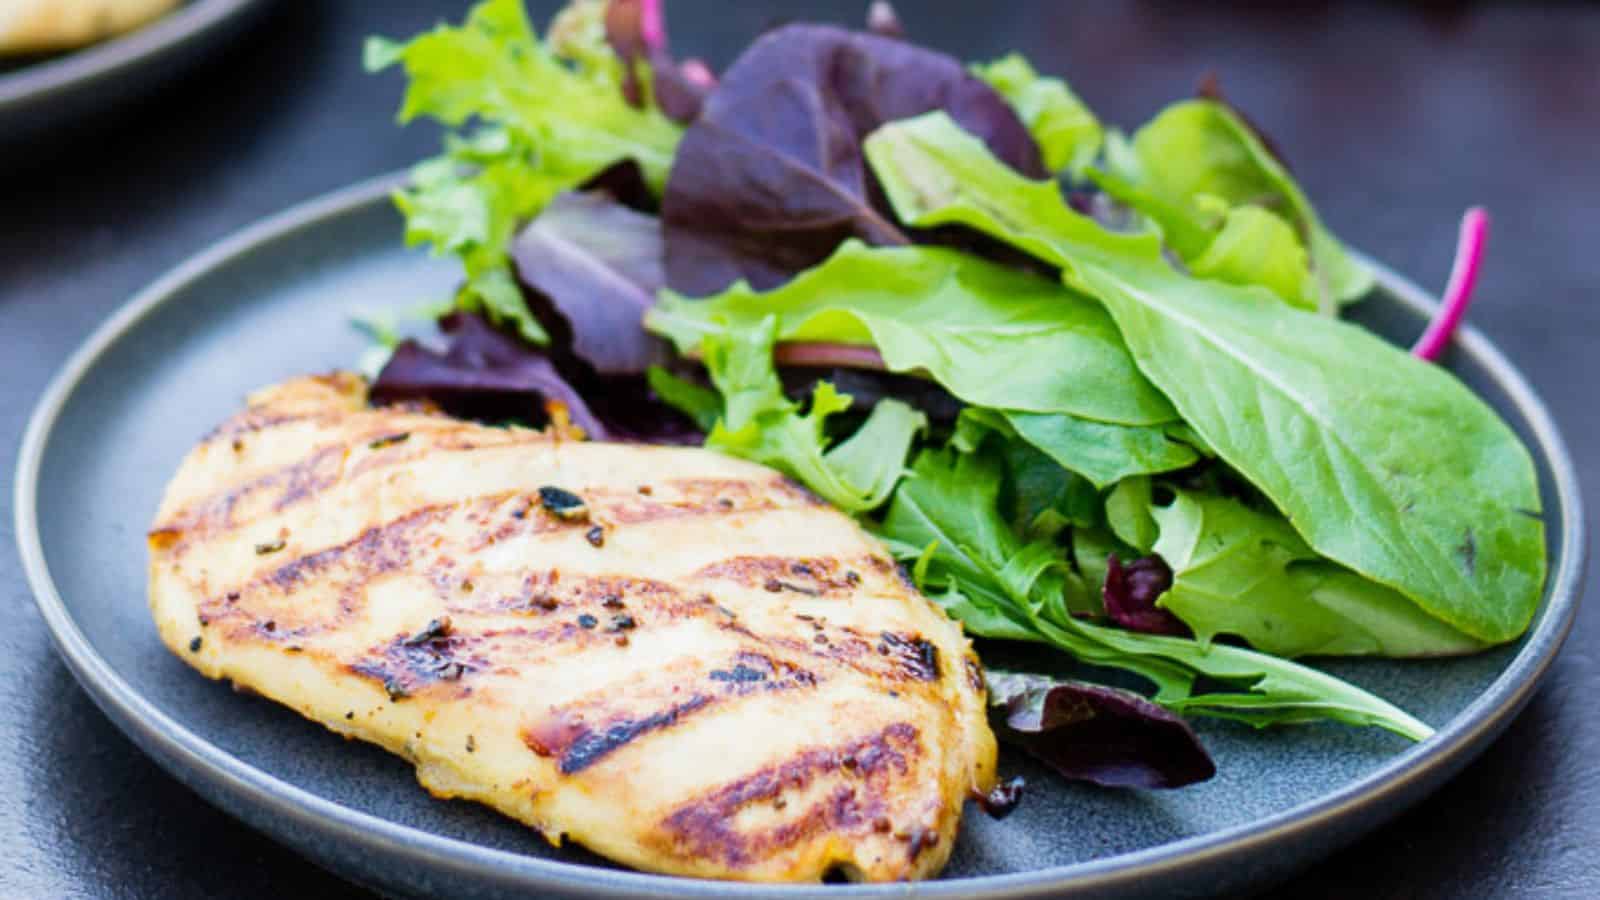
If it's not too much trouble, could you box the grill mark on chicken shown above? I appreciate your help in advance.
[349,626,489,701]
[694,556,871,597]
[719,619,945,688]
[523,651,821,774]
[653,723,919,867]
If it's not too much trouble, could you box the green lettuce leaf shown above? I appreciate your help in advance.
[697,317,925,514]
[647,240,1175,426]
[863,111,1545,645]
[1150,489,1484,657]
[878,444,1433,740]
[1091,99,1371,311]
[644,366,721,432]
[367,0,683,342]
[972,53,1102,177]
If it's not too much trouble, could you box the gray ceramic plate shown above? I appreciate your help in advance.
[0,0,266,142]
[15,176,1586,900]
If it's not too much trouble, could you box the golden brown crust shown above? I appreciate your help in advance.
[148,374,997,882]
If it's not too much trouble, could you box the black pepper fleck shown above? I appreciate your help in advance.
[254,539,286,555]
[585,525,605,548]
[577,614,598,629]
[608,614,636,632]
[601,594,625,609]
[188,636,202,653]
[539,486,589,522]
[368,432,410,450]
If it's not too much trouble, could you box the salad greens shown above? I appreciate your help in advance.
[865,112,1543,645]
[371,0,1549,782]
[366,0,682,343]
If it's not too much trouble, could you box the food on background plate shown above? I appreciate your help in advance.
[147,0,1549,884]
[0,0,180,55]
[149,374,998,881]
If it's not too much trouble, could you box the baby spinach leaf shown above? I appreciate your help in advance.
[647,240,1175,426]
[659,23,1043,296]
[1187,205,1317,310]
[865,112,1545,645]
[1004,410,1198,489]
[1092,99,1370,311]
[972,54,1102,177]
[877,443,1434,740]
[1151,489,1481,657]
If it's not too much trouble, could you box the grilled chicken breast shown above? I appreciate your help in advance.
[149,374,997,882]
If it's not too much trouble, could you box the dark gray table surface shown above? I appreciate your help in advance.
[2,2,1595,897]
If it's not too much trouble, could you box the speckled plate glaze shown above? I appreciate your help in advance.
[0,0,266,142]
[15,176,1586,900]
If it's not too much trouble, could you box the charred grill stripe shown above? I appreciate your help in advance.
[718,620,940,688]
[654,723,919,866]
[878,632,942,682]
[561,694,712,773]
[692,554,894,597]
[348,630,487,701]
[524,652,820,774]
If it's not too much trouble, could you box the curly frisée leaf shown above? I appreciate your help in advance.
[369,0,684,344]
[698,318,926,514]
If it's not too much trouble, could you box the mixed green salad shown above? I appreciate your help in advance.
[361,0,1545,788]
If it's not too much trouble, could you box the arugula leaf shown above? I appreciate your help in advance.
[368,0,683,343]
[698,318,925,513]
[865,112,1545,645]
[1150,489,1483,657]
[647,240,1176,426]
[878,444,1434,740]
[1092,99,1371,312]
[972,54,1102,177]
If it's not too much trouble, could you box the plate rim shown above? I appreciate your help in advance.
[0,0,264,109]
[13,174,1588,898]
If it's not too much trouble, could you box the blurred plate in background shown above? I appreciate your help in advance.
[0,0,268,144]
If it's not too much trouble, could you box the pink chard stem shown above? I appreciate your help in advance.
[1412,207,1490,362]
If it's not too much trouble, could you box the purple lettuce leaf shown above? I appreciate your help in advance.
[371,312,699,443]
[510,189,668,376]
[578,159,657,214]
[661,23,1044,296]
[987,670,1215,789]
[371,312,609,432]
[1103,553,1189,637]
